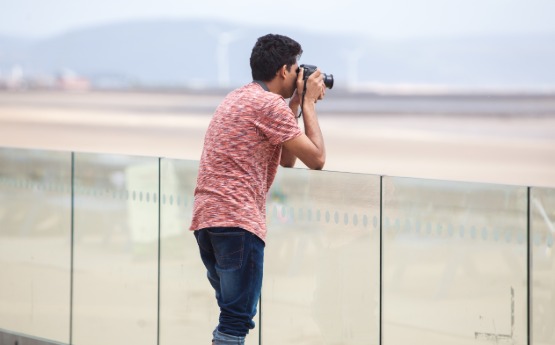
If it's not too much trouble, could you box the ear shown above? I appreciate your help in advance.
[277,65,287,79]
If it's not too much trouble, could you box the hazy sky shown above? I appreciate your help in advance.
[1,0,555,39]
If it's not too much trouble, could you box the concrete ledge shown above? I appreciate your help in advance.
[0,329,67,345]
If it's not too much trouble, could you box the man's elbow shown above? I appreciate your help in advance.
[308,155,325,170]
[280,161,295,168]
[311,164,324,170]
[312,162,325,170]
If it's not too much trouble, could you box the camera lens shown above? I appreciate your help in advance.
[323,74,334,89]
[298,64,333,89]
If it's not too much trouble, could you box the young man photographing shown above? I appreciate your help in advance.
[190,33,326,345]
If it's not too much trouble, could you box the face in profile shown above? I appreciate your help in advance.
[285,63,299,98]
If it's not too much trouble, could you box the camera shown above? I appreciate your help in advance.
[297,64,334,89]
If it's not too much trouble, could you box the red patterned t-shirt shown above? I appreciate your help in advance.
[190,82,302,241]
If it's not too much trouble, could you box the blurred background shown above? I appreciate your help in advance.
[1,0,555,187]
[2,0,555,90]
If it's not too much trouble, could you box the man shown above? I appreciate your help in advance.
[190,33,326,345]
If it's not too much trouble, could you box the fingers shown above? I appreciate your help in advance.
[298,68,326,103]
[307,69,324,87]
[315,70,325,90]
[308,69,325,101]
[315,84,325,101]
[310,69,324,85]
[297,67,304,82]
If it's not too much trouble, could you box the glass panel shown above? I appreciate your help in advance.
[72,153,158,345]
[382,177,528,344]
[263,168,380,345]
[158,158,259,344]
[531,187,555,345]
[0,147,71,343]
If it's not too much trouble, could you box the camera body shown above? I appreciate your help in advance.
[298,64,334,89]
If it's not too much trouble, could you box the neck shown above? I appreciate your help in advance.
[264,79,286,97]
[253,80,269,91]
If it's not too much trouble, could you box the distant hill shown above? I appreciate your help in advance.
[1,19,554,90]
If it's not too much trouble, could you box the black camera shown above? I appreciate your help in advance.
[297,64,334,89]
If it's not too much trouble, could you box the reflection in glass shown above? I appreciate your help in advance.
[72,153,159,345]
[0,148,72,343]
[531,187,555,345]
[263,168,380,344]
[382,177,527,344]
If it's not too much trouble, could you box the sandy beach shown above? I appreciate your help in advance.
[1,90,554,188]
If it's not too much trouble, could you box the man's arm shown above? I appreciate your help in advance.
[280,95,300,167]
[281,70,326,170]
[280,137,299,168]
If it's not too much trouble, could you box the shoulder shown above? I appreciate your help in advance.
[232,83,290,116]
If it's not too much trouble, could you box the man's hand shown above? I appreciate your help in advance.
[296,68,325,104]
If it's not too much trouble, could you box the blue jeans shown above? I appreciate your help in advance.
[194,227,265,344]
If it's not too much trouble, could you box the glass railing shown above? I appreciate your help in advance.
[0,146,553,345]
[0,148,72,343]
[382,178,528,344]
[72,153,160,345]
[531,187,555,345]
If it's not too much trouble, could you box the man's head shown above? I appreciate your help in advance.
[250,34,302,92]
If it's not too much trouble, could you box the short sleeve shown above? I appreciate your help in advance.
[254,97,302,146]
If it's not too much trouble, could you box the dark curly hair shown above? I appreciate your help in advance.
[250,34,303,82]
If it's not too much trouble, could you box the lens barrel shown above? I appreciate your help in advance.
[323,74,334,89]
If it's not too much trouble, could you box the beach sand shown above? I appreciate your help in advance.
[1,90,554,187]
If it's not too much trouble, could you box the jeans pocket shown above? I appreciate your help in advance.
[209,230,245,270]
